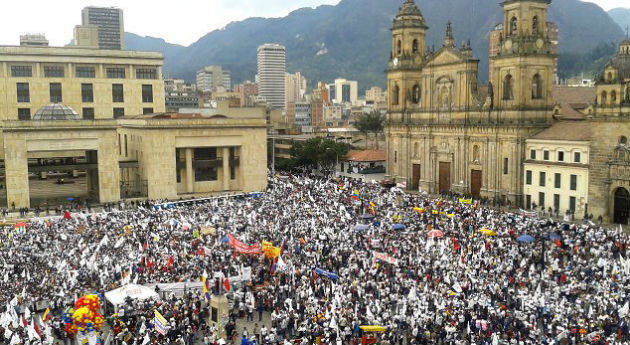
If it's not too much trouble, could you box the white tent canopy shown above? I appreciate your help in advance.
[105,284,159,306]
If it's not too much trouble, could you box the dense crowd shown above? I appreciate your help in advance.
[1,173,629,345]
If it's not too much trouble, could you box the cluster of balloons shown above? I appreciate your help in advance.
[62,294,105,336]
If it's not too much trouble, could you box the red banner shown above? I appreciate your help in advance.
[228,234,262,255]
[373,251,399,266]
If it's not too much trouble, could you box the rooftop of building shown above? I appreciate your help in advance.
[530,120,591,142]
[0,44,163,60]
[33,103,80,121]
[345,150,386,162]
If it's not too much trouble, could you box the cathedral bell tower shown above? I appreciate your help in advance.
[490,0,555,114]
[388,0,427,112]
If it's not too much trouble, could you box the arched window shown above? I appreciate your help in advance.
[607,72,613,82]
[503,74,514,100]
[532,16,539,34]
[413,142,420,157]
[620,136,628,145]
[601,91,607,105]
[611,90,617,103]
[510,17,518,35]
[473,145,480,162]
[412,84,421,104]
[397,40,402,55]
[532,74,543,99]
[412,39,419,54]
[392,84,400,105]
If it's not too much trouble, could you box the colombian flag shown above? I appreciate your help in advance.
[42,308,52,323]
[202,273,211,302]
[352,189,360,200]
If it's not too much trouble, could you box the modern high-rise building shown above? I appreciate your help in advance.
[327,78,358,105]
[81,7,124,50]
[285,72,307,106]
[196,66,231,92]
[257,44,286,109]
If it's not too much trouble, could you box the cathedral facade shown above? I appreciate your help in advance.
[386,0,556,205]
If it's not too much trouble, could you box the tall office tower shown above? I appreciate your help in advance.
[196,66,231,92]
[285,72,307,106]
[257,44,286,109]
[82,7,124,50]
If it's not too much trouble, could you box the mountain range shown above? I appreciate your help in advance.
[125,0,626,93]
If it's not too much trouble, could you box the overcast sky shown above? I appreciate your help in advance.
[0,0,626,47]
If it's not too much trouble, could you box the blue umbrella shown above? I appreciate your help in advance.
[517,234,535,243]
[221,236,229,243]
[354,224,369,231]
[393,224,406,230]
[67,197,75,201]
[360,213,375,219]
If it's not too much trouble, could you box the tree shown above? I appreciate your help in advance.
[289,137,350,172]
[355,111,385,149]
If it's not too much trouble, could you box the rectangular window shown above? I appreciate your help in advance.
[554,194,560,211]
[574,152,581,163]
[503,158,509,175]
[113,107,125,118]
[118,134,122,155]
[142,84,153,103]
[543,150,549,160]
[76,66,96,78]
[525,195,532,209]
[18,108,30,121]
[569,196,576,212]
[11,65,32,77]
[142,107,154,115]
[136,68,157,80]
[44,66,64,78]
[16,83,30,103]
[530,149,536,159]
[394,151,397,163]
[194,148,218,182]
[538,192,545,208]
[229,147,236,180]
[526,170,532,185]
[81,83,94,102]
[554,173,561,188]
[124,134,128,157]
[112,84,124,103]
[82,108,94,120]
[49,83,62,103]
[558,151,564,162]
[570,174,577,191]
[539,172,546,187]
[106,67,126,79]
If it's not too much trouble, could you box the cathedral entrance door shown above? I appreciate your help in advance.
[412,164,421,191]
[614,187,630,224]
[439,162,451,194]
[471,170,482,198]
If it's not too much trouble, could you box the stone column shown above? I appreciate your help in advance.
[185,148,194,194]
[222,147,230,191]
[4,137,30,208]
[97,135,121,203]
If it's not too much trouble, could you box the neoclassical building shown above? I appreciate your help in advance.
[386,0,555,205]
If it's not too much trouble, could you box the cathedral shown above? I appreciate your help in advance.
[385,0,630,222]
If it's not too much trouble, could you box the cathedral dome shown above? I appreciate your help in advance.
[33,103,81,120]
[392,0,427,30]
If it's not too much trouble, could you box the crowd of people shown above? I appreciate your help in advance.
[0,173,629,345]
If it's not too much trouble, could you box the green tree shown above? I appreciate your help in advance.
[289,137,350,172]
[355,111,385,149]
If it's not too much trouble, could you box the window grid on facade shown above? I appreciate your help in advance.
[569,196,576,212]
[142,107,154,115]
[106,67,126,79]
[553,194,560,211]
[112,84,124,103]
[16,83,30,103]
[113,107,125,118]
[142,85,154,103]
[574,152,581,163]
[82,108,95,120]
[76,66,96,78]
[539,172,546,187]
[570,175,577,191]
[81,83,94,103]
[554,173,561,188]
[543,150,549,160]
[558,151,564,162]
[503,158,509,175]
[11,65,32,77]
[538,192,545,208]
[49,83,62,103]
[526,170,532,185]
[136,68,157,80]
[44,66,65,78]
[18,108,31,121]
[530,150,536,159]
